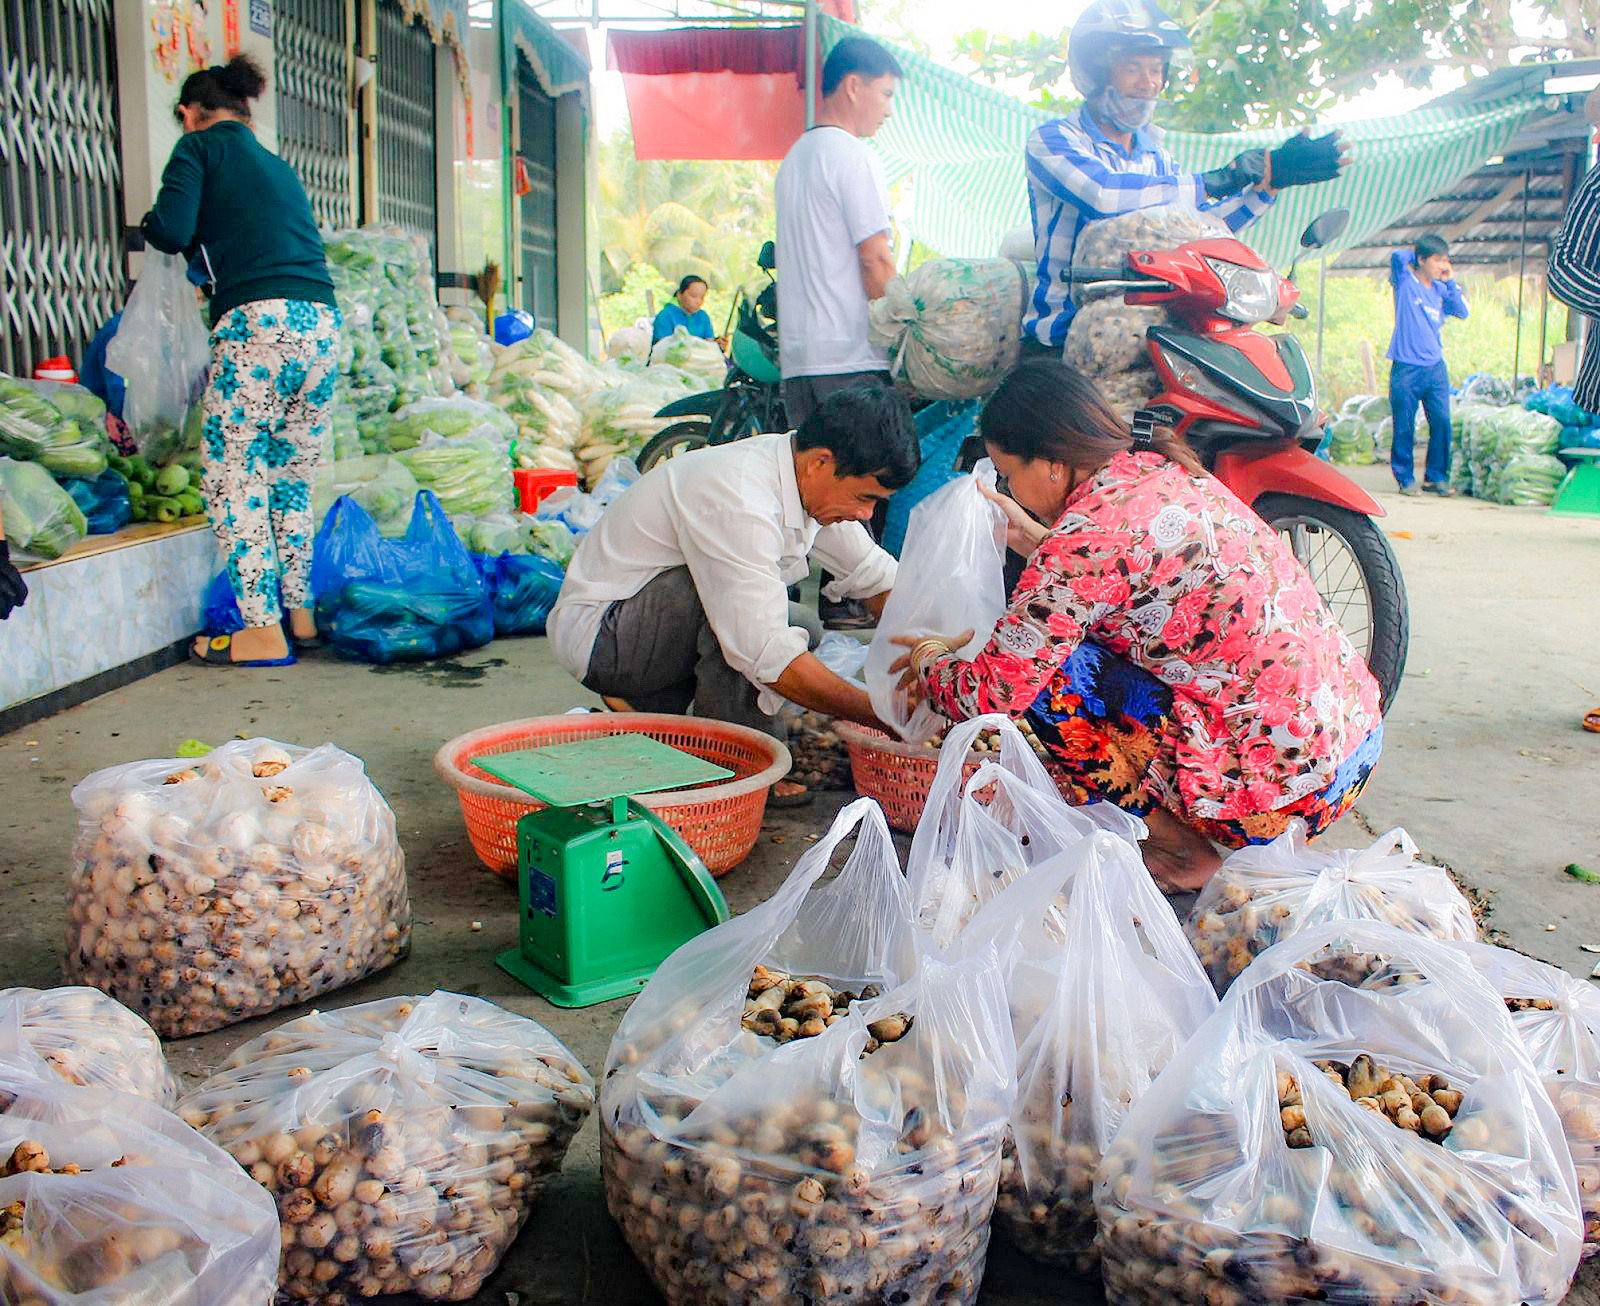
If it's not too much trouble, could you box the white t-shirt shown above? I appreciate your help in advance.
[546,432,898,715]
[775,126,892,379]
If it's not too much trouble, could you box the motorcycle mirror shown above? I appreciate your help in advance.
[757,240,776,272]
[1300,208,1351,251]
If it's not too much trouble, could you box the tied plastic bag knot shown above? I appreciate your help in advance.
[375,1031,437,1087]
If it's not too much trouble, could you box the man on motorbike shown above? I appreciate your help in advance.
[1021,0,1349,357]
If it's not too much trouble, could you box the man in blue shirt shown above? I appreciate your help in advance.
[1388,234,1468,495]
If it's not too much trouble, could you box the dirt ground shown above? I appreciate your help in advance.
[0,462,1597,1303]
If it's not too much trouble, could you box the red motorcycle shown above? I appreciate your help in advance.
[1067,208,1409,709]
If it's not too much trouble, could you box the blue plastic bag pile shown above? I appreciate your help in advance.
[202,490,565,662]
[1524,385,1600,452]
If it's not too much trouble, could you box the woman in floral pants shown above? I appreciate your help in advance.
[142,55,340,666]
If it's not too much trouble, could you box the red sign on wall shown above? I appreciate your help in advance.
[223,0,241,56]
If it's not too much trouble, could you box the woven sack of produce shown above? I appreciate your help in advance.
[863,463,1008,742]
[949,824,1217,1270]
[178,992,591,1302]
[1098,920,1583,1306]
[905,713,1143,950]
[0,1066,280,1304]
[600,798,1016,1306]
[1064,298,1167,378]
[1185,823,1477,994]
[1449,941,1600,1256]
[649,326,727,390]
[869,258,1029,400]
[0,987,176,1108]
[64,738,411,1037]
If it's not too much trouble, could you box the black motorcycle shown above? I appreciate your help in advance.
[638,241,786,472]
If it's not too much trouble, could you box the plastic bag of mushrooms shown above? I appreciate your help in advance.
[905,713,1146,951]
[1097,921,1584,1306]
[1451,940,1600,1258]
[64,738,412,1037]
[177,991,595,1303]
[0,986,177,1108]
[600,797,1017,1306]
[1184,823,1479,994]
[0,1065,280,1305]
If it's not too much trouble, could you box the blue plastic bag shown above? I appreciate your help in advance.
[202,569,243,635]
[61,470,132,535]
[473,551,563,637]
[311,490,494,662]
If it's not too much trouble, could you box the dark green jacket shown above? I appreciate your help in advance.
[142,120,335,327]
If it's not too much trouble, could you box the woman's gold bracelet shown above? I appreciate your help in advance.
[909,638,951,673]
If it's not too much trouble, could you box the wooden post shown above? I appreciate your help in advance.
[1360,338,1377,394]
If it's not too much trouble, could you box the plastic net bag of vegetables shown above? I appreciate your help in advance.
[601,798,1016,1306]
[648,326,727,390]
[176,991,593,1303]
[0,987,176,1108]
[311,492,494,662]
[1446,941,1600,1257]
[863,463,1009,742]
[312,453,419,537]
[0,1069,280,1305]
[473,552,565,636]
[870,258,1029,401]
[64,737,412,1037]
[104,252,211,450]
[904,714,1144,949]
[1097,920,1585,1305]
[395,434,513,517]
[0,457,86,560]
[382,396,517,453]
[1185,823,1478,995]
[949,823,1217,1271]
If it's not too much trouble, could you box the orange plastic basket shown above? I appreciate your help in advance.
[435,714,791,879]
[835,722,1075,833]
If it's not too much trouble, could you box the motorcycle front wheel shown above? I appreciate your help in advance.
[637,420,711,473]
[1253,493,1410,713]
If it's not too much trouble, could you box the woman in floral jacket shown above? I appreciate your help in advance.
[894,360,1383,890]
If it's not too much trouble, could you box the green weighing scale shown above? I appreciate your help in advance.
[476,735,732,1007]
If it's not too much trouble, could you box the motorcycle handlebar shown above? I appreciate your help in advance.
[1060,266,1166,288]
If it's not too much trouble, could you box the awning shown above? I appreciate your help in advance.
[819,14,1545,267]
[507,0,592,97]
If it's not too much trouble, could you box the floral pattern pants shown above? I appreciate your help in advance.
[201,299,341,628]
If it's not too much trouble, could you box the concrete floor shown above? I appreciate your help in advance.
[0,462,1597,1303]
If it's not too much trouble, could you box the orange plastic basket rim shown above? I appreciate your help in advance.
[434,713,793,810]
[833,720,991,764]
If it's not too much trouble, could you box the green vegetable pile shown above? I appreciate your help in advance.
[1325,394,1392,465]
[0,456,87,559]
[382,397,516,452]
[451,509,577,567]
[395,435,514,517]
[647,326,726,390]
[109,452,203,523]
[0,376,110,479]
[445,307,494,392]
[312,454,419,538]
[1451,402,1565,505]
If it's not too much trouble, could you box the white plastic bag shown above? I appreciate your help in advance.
[0,987,176,1108]
[953,826,1217,1269]
[64,738,411,1037]
[1453,941,1600,1256]
[865,462,1008,742]
[105,251,210,442]
[1097,920,1583,1305]
[906,713,1144,950]
[869,258,1028,400]
[0,1069,279,1305]
[177,991,594,1302]
[600,798,1016,1305]
[813,631,868,686]
[1186,823,1478,994]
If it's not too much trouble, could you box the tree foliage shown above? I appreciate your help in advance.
[954,0,1598,131]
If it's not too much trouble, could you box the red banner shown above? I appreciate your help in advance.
[223,0,241,56]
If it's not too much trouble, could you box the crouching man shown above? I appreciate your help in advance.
[547,381,916,797]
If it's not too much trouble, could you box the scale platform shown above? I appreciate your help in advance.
[479,735,733,1007]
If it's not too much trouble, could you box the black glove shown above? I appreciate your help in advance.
[0,539,27,621]
[1268,129,1345,188]
[1201,148,1267,199]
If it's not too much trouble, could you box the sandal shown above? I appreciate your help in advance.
[281,616,324,651]
[1585,708,1600,734]
[189,635,297,669]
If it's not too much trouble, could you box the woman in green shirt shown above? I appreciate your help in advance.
[142,55,340,667]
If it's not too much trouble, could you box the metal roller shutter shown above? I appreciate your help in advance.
[274,0,353,229]
[0,0,124,376]
[517,52,558,330]
[373,0,436,249]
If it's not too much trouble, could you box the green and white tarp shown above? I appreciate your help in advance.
[821,16,1541,266]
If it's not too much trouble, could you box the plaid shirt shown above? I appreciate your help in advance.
[1022,108,1274,348]
[1549,164,1600,415]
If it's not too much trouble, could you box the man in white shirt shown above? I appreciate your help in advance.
[547,382,917,747]
[775,36,901,427]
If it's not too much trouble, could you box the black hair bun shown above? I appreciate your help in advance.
[215,53,267,101]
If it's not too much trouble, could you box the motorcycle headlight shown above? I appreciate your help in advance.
[1203,257,1279,324]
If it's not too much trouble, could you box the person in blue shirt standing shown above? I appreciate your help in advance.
[652,276,716,344]
[1388,234,1468,496]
